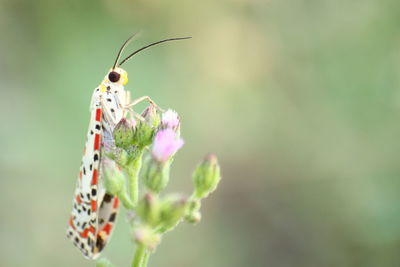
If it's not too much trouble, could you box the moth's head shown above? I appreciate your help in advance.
[105,67,128,85]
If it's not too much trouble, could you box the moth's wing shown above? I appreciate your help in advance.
[92,191,119,255]
[67,87,124,259]
[92,107,120,256]
[67,106,103,259]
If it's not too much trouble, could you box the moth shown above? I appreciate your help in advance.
[66,35,190,259]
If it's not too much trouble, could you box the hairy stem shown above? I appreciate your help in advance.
[118,186,135,209]
[142,250,150,267]
[132,245,146,267]
[127,149,144,207]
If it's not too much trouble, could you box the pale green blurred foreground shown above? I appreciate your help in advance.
[1,1,400,267]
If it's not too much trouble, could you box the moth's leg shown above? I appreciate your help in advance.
[122,91,131,117]
[125,108,146,122]
[125,95,155,107]
[125,90,131,106]
[100,98,119,127]
[125,96,165,112]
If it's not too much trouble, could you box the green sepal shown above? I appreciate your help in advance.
[133,121,156,148]
[113,118,135,150]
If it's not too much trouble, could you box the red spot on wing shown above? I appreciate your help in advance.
[102,223,112,235]
[80,226,96,238]
[76,195,82,204]
[69,216,76,230]
[91,200,97,212]
[92,169,98,185]
[79,170,82,180]
[80,228,89,238]
[78,218,97,238]
[94,134,100,150]
[113,197,119,209]
[95,108,102,122]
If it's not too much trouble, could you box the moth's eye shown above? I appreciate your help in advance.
[108,71,121,83]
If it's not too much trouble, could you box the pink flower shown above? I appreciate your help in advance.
[161,109,180,130]
[152,128,184,162]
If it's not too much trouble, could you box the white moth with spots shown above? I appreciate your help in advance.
[66,36,191,259]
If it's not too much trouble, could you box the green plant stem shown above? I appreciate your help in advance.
[142,250,150,267]
[127,149,144,207]
[118,186,135,209]
[132,245,146,267]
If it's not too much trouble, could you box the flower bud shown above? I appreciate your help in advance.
[130,105,160,148]
[142,155,170,193]
[142,104,161,128]
[161,109,180,131]
[102,157,126,195]
[151,129,184,163]
[133,226,161,251]
[113,118,135,149]
[137,193,160,226]
[133,121,154,148]
[193,154,221,199]
[159,195,188,232]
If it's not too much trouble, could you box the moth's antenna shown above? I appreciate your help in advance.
[118,37,192,67]
[112,33,139,69]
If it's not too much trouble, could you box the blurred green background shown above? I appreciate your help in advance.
[1,0,400,266]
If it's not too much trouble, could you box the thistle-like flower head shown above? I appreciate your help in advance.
[151,128,184,163]
[161,109,180,130]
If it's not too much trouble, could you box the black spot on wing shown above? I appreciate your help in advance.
[109,212,117,222]
[96,236,105,251]
[103,193,113,203]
